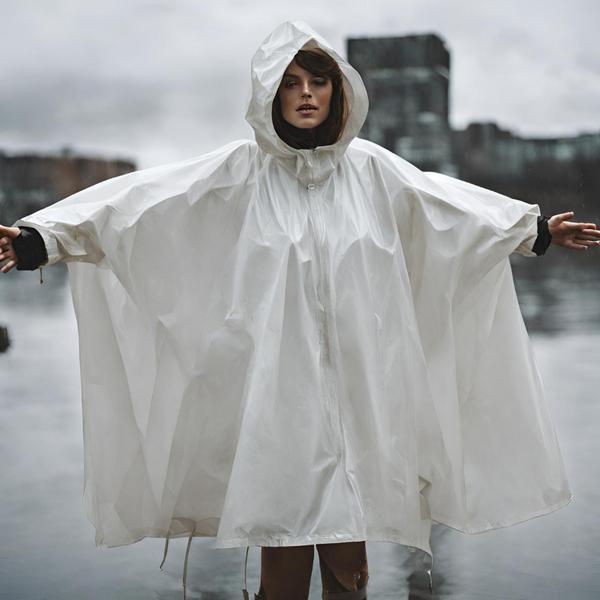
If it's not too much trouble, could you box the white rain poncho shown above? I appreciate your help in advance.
[15,18,572,589]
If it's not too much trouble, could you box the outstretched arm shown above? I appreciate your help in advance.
[0,225,50,273]
[548,212,600,251]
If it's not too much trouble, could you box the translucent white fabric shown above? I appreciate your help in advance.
[15,19,571,570]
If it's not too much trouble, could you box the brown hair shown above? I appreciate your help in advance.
[272,48,349,149]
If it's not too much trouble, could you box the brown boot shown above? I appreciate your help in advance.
[318,551,369,599]
[254,583,267,599]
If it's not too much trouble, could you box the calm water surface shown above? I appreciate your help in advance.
[1,262,599,599]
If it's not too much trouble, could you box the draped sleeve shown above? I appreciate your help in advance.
[365,141,572,533]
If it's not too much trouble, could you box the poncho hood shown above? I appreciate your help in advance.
[245,20,369,184]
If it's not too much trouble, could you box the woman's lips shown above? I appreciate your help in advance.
[298,107,317,114]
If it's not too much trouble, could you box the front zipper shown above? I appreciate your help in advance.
[305,177,329,363]
[304,154,358,505]
[306,183,344,463]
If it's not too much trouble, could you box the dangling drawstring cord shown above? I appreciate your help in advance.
[159,531,252,599]
[182,527,195,600]
[426,552,434,594]
[159,533,170,571]
[39,266,43,284]
[158,528,196,599]
[242,545,250,599]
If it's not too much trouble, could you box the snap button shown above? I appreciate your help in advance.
[307,183,316,190]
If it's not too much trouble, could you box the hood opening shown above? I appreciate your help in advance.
[245,21,369,174]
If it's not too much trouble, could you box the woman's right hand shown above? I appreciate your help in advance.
[0,224,22,273]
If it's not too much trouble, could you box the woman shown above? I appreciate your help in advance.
[1,20,599,600]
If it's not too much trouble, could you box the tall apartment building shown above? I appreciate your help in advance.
[347,33,455,174]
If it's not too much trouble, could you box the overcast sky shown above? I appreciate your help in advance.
[1,0,599,169]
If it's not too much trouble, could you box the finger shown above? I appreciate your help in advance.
[565,240,588,250]
[0,247,15,260]
[0,238,14,251]
[576,232,600,241]
[552,211,575,223]
[0,227,20,239]
[1,259,16,272]
[564,221,595,230]
[571,222,598,229]
[574,239,600,248]
[580,228,600,237]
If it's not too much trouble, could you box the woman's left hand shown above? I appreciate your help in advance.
[549,212,600,251]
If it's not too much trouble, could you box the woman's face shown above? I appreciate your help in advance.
[277,59,333,130]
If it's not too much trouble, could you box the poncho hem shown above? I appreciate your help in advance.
[97,528,433,556]
[211,531,430,553]
[92,494,573,552]
[431,492,574,535]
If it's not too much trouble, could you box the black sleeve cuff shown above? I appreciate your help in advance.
[12,226,49,270]
[532,215,552,256]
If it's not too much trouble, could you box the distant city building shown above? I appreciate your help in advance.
[0,150,136,225]
[347,33,456,175]
[346,31,600,202]
[453,122,600,181]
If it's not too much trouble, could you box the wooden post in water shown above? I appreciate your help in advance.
[0,325,10,353]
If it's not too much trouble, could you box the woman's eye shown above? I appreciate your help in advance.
[282,79,327,88]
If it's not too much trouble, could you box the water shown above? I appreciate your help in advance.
[1,261,599,599]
